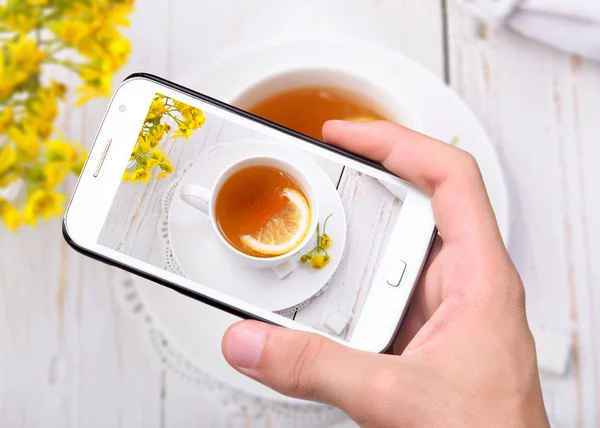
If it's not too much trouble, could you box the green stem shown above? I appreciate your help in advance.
[46,57,81,72]
[45,44,66,56]
[165,111,184,125]
[315,222,320,247]
[322,213,333,234]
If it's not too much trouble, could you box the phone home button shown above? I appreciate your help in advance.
[386,260,407,287]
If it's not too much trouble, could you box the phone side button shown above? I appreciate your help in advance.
[386,260,407,287]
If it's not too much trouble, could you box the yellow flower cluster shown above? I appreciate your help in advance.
[49,0,134,105]
[123,94,206,183]
[300,214,334,269]
[0,0,134,231]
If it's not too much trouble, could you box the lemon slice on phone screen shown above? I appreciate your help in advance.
[240,188,311,256]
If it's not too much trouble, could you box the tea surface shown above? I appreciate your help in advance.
[244,86,388,141]
[215,165,307,257]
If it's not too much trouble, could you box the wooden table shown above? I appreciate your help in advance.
[1,0,598,426]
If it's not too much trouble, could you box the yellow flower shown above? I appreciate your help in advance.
[106,37,131,71]
[26,0,49,5]
[0,199,21,231]
[9,36,45,77]
[50,81,67,100]
[321,234,332,249]
[22,189,66,225]
[146,97,167,121]
[42,162,69,189]
[3,12,38,34]
[147,124,166,145]
[0,144,17,171]
[180,106,206,127]
[173,100,190,113]
[191,114,206,129]
[105,3,134,27]
[69,142,87,175]
[0,107,14,133]
[156,159,174,179]
[56,21,89,46]
[310,254,330,269]
[122,169,131,182]
[44,139,87,175]
[0,46,25,99]
[0,145,18,187]
[145,158,159,169]
[76,61,112,106]
[8,124,40,159]
[46,139,77,163]
[135,134,150,154]
[0,37,44,98]
[75,35,105,60]
[149,148,165,163]
[27,87,61,139]
[173,121,195,140]
[130,168,152,183]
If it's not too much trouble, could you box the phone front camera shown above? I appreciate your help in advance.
[119,105,127,112]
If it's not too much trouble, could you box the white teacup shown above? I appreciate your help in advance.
[232,68,420,132]
[180,155,320,269]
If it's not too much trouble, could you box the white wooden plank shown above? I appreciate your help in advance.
[294,170,402,338]
[169,0,445,81]
[572,59,600,427]
[446,1,600,426]
[0,1,171,427]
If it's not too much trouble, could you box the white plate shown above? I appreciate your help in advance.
[138,39,511,402]
[169,141,347,312]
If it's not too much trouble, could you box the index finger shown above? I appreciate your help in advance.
[322,120,502,247]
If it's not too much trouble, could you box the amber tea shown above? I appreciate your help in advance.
[215,165,310,258]
[243,85,389,141]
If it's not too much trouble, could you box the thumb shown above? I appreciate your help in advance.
[222,320,394,409]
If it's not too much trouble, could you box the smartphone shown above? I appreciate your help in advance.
[63,74,436,353]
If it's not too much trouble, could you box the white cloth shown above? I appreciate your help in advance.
[458,0,600,61]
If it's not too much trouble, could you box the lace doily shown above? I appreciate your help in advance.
[113,145,347,426]
[115,276,346,426]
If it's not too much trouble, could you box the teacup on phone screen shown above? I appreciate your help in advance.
[179,155,319,269]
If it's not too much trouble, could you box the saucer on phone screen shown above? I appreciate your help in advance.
[167,141,347,313]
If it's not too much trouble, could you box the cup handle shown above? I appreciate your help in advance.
[180,184,211,215]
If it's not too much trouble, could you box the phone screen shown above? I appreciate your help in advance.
[97,92,405,341]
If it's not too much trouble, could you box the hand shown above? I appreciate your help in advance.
[221,121,549,428]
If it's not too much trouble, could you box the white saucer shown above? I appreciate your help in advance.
[168,141,347,312]
[135,39,511,403]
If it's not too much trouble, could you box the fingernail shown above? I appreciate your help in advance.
[225,322,265,370]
